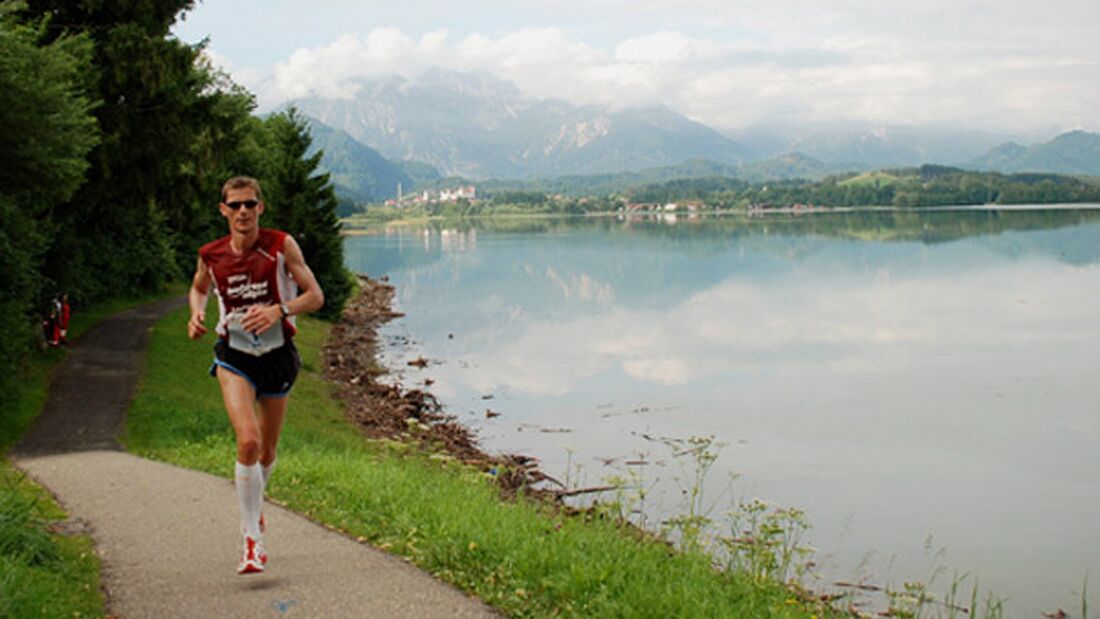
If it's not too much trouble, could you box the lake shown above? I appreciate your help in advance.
[343,208,1100,616]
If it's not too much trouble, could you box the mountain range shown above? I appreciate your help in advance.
[290,68,1100,202]
[726,124,1017,169]
[292,68,747,180]
[966,130,1100,176]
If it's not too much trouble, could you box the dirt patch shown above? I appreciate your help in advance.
[324,275,562,500]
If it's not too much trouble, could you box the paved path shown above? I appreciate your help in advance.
[11,298,496,619]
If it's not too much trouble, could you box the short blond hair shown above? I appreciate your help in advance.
[221,176,262,202]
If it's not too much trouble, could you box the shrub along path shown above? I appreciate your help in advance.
[11,298,495,619]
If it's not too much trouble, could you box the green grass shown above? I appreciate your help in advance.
[124,303,830,618]
[837,171,901,188]
[0,350,58,453]
[0,461,103,619]
[0,283,187,451]
[0,284,184,619]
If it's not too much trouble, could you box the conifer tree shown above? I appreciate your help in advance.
[260,107,353,320]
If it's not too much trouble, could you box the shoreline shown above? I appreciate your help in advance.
[319,276,1083,617]
[323,275,565,501]
[338,201,1100,233]
[123,286,830,617]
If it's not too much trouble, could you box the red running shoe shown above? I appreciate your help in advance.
[237,536,266,575]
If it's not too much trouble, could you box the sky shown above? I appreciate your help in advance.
[172,0,1100,135]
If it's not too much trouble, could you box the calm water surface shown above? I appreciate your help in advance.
[344,209,1100,615]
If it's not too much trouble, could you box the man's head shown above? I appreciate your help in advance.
[219,176,265,234]
[221,176,262,203]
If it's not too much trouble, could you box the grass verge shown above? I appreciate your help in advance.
[0,284,187,451]
[123,303,830,618]
[0,285,183,619]
[0,461,103,618]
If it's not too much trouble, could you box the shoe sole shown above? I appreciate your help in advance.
[238,561,264,575]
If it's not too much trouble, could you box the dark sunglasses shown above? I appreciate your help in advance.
[225,200,259,210]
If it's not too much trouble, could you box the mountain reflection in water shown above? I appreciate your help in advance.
[344,208,1100,616]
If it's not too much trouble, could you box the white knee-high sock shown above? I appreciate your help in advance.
[261,458,276,487]
[235,461,264,539]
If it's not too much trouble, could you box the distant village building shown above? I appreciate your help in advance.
[393,185,478,206]
[439,185,477,202]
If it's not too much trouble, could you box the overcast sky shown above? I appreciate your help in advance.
[173,0,1100,135]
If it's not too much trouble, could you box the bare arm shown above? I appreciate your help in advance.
[188,255,212,339]
[240,235,325,334]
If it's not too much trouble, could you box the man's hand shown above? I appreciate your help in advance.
[188,311,207,339]
[240,304,281,335]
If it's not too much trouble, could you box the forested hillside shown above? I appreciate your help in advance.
[626,165,1100,208]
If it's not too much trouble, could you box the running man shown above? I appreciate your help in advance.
[187,176,324,574]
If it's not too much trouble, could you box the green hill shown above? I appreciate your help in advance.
[304,115,434,203]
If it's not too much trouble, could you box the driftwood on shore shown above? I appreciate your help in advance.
[324,275,571,501]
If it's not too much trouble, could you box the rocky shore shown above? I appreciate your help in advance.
[323,275,562,499]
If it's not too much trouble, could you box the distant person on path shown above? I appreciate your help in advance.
[43,304,59,347]
[57,293,71,345]
[187,176,324,575]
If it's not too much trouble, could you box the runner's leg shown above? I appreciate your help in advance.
[257,395,288,470]
[217,368,261,464]
[217,368,264,541]
[257,395,288,533]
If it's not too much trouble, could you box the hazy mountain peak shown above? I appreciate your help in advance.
[546,118,612,154]
[291,67,748,178]
[412,67,524,99]
[290,66,1088,183]
[1051,129,1099,146]
[969,130,1100,175]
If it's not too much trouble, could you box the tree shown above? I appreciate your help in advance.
[259,108,353,320]
[165,62,263,276]
[22,0,223,302]
[0,1,98,384]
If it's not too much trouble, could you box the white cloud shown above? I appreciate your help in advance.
[272,29,444,100]
[614,31,723,64]
[188,0,1100,133]
[450,260,1100,397]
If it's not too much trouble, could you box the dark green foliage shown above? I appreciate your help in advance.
[917,164,963,180]
[630,177,748,204]
[491,191,548,206]
[0,197,46,391]
[336,196,359,218]
[0,6,97,206]
[0,1,352,440]
[259,108,353,320]
[164,70,263,276]
[0,2,98,386]
[622,168,1100,209]
[22,0,208,304]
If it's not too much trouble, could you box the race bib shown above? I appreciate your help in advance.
[226,308,285,356]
